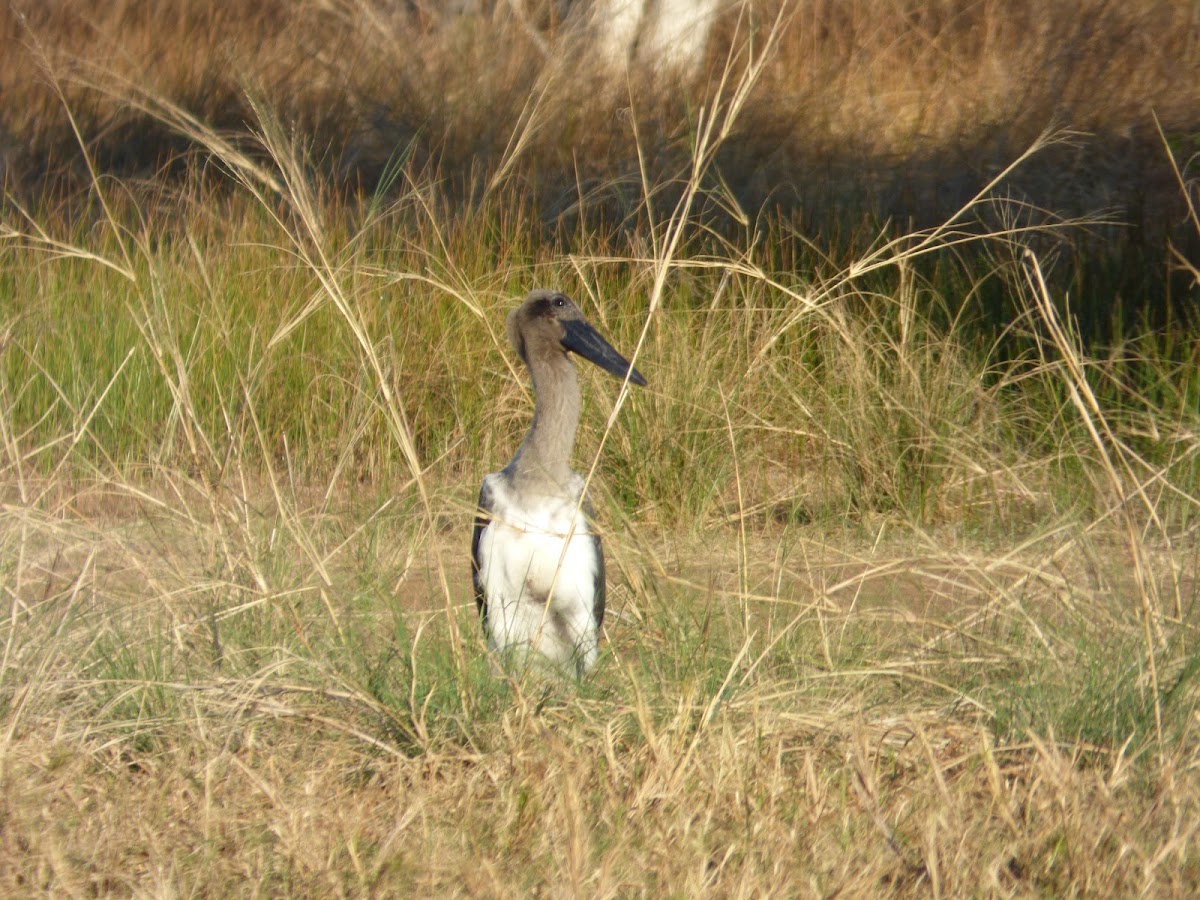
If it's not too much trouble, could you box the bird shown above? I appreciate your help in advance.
[472,290,647,677]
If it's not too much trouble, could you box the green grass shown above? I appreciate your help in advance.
[990,623,1200,754]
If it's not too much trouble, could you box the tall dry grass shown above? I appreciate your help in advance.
[3,1,1198,223]
[1,1,1199,895]
[4,0,1197,338]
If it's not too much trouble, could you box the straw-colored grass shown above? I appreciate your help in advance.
[3,0,1198,228]
[2,1,1200,895]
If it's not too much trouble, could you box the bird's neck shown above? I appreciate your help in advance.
[510,352,580,491]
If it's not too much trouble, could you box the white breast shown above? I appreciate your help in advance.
[476,473,601,673]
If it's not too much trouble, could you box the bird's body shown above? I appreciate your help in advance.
[474,471,603,672]
[472,290,646,676]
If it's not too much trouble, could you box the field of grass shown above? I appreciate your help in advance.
[3,0,1200,895]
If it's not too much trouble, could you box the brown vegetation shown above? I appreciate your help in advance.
[3,0,1199,224]
[2,1,1200,895]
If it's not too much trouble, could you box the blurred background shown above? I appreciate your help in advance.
[4,0,1199,335]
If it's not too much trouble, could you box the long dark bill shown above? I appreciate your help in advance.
[562,319,648,386]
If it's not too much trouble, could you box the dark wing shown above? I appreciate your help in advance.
[471,478,495,629]
[591,532,606,630]
[582,495,606,630]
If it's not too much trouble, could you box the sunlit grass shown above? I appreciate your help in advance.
[2,3,1200,894]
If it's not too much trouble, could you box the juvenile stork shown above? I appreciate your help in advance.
[472,290,647,676]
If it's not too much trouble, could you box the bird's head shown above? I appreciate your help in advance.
[506,290,647,386]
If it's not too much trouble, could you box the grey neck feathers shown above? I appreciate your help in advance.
[508,351,580,492]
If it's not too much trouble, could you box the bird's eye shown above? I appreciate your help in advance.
[553,296,566,307]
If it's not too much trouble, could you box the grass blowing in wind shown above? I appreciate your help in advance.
[0,1,1199,895]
